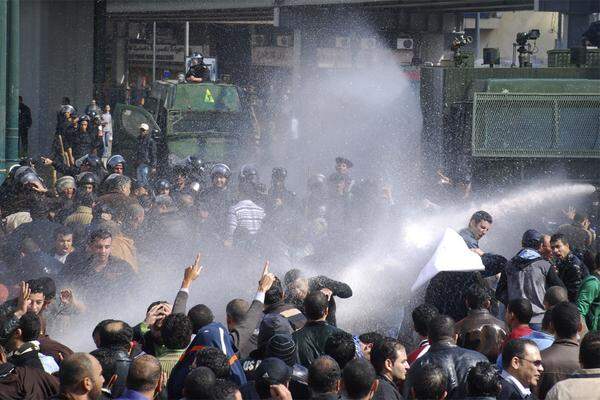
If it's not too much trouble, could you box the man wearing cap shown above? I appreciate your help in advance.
[135,123,157,187]
[240,357,292,400]
[497,229,565,330]
[52,176,76,223]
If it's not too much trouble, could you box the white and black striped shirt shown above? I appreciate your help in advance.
[227,200,266,239]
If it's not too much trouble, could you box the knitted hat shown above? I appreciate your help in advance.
[265,333,297,367]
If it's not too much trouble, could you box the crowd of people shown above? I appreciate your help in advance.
[0,100,599,400]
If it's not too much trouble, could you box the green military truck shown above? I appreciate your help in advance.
[113,81,257,172]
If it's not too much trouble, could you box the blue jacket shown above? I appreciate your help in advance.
[166,322,246,399]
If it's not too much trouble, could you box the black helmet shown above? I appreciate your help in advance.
[239,164,259,184]
[14,166,35,182]
[272,167,287,181]
[76,172,99,187]
[308,174,326,190]
[211,163,231,179]
[78,115,90,123]
[186,155,203,172]
[19,157,36,168]
[77,154,101,169]
[107,155,126,171]
[154,179,171,192]
[60,104,75,115]
[191,52,204,61]
[20,172,43,187]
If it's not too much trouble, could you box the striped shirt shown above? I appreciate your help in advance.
[227,200,266,239]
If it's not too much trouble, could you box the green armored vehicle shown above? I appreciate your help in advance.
[113,81,257,171]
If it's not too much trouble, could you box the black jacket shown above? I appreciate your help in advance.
[135,134,157,168]
[373,374,404,400]
[309,276,352,327]
[498,375,534,400]
[404,341,488,399]
[555,253,589,302]
[292,321,340,368]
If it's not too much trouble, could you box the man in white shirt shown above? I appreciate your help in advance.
[101,105,113,161]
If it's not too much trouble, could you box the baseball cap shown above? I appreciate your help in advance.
[257,313,294,351]
[255,357,292,385]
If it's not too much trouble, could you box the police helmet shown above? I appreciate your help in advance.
[87,109,98,119]
[60,104,75,115]
[7,164,21,179]
[14,166,35,182]
[78,115,91,124]
[272,167,287,181]
[19,157,36,168]
[76,154,101,169]
[77,172,99,187]
[307,174,326,190]
[186,155,203,171]
[211,163,231,179]
[154,179,171,192]
[191,52,204,61]
[239,164,259,184]
[107,155,126,171]
[20,172,42,186]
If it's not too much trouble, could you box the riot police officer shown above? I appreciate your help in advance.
[76,172,99,194]
[197,163,232,238]
[154,179,171,197]
[268,167,296,211]
[107,155,126,176]
[185,53,211,83]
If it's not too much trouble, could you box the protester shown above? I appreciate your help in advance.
[407,304,438,364]
[308,356,341,400]
[115,355,163,400]
[577,252,600,331]
[550,233,589,302]
[342,359,378,400]
[466,362,501,399]
[370,337,409,400]
[410,364,448,400]
[55,353,105,400]
[499,339,543,400]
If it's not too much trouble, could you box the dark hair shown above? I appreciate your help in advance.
[92,319,115,345]
[309,356,341,395]
[98,320,133,351]
[358,332,383,345]
[521,229,543,249]
[580,331,600,369]
[89,228,112,244]
[467,362,501,397]
[226,299,249,324]
[28,277,56,301]
[544,286,568,309]
[470,210,493,224]
[371,338,404,375]
[146,301,168,314]
[194,347,230,379]
[411,363,447,400]
[210,379,239,400]
[18,312,41,341]
[126,355,162,392]
[465,285,490,310]
[324,331,356,369]
[427,315,455,342]
[55,226,73,239]
[284,269,303,287]
[412,304,439,337]
[508,298,533,324]
[188,304,214,332]
[304,291,329,321]
[573,213,588,224]
[184,367,216,400]
[550,302,580,339]
[501,339,538,369]
[342,359,376,400]
[90,347,119,382]
[59,353,96,391]
[550,233,570,248]
[161,313,192,350]
[76,191,96,208]
[264,276,284,306]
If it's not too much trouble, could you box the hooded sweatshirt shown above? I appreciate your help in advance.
[496,248,565,324]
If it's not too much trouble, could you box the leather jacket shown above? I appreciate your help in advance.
[455,308,508,351]
[555,253,589,302]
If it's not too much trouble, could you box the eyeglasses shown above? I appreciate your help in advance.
[518,357,543,367]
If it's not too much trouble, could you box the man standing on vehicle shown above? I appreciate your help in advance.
[135,123,157,186]
[186,53,211,83]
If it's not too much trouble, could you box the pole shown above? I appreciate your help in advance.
[185,21,190,57]
[475,12,481,62]
[152,21,156,82]
[0,0,7,179]
[5,0,19,166]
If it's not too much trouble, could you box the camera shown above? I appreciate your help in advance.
[516,29,540,46]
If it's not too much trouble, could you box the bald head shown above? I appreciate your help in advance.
[309,356,341,395]
[59,353,104,397]
[99,320,133,351]
[544,286,568,310]
[226,299,249,325]
[127,355,161,392]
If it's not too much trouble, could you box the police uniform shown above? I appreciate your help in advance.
[185,64,211,82]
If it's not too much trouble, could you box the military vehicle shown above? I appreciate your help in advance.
[112,81,257,173]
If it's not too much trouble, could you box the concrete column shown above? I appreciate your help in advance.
[564,13,591,47]
[6,0,19,165]
[0,0,7,176]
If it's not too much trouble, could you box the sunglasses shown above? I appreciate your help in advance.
[518,357,543,367]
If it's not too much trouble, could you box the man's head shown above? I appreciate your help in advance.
[342,359,378,400]
[324,331,356,369]
[540,234,552,260]
[304,291,329,321]
[412,303,439,339]
[580,331,600,369]
[184,367,216,400]
[550,233,571,260]
[521,229,543,251]
[370,338,409,383]
[505,298,533,328]
[187,304,214,332]
[309,356,341,396]
[54,226,74,256]
[357,332,383,361]
[23,279,47,315]
[126,355,161,395]
[466,362,501,398]
[139,123,150,136]
[410,363,447,400]
[502,339,543,388]
[265,333,298,366]
[465,285,491,311]
[87,229,112,264]
[335,157,353,175]
[4,312,41,351]
[468,211,493,240]
[543,286,568,310]
[550,301,581,339]
[89,347,121,390]
[257,314,294,354]
[193,347,230,379]
[573,212,590,228]
[255,358,292,400]
[225,299,249,330]
[288,278,310,302]
[161,313,192,350]
[264,277,284,306]
[210,379,242,400]
[427,315,456,344]
[59,353,105,400]
[98,320,133,352]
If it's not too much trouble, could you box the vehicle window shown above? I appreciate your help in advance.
[121,107,155,138]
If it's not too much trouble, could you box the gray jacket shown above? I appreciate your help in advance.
[496,249,565,324]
